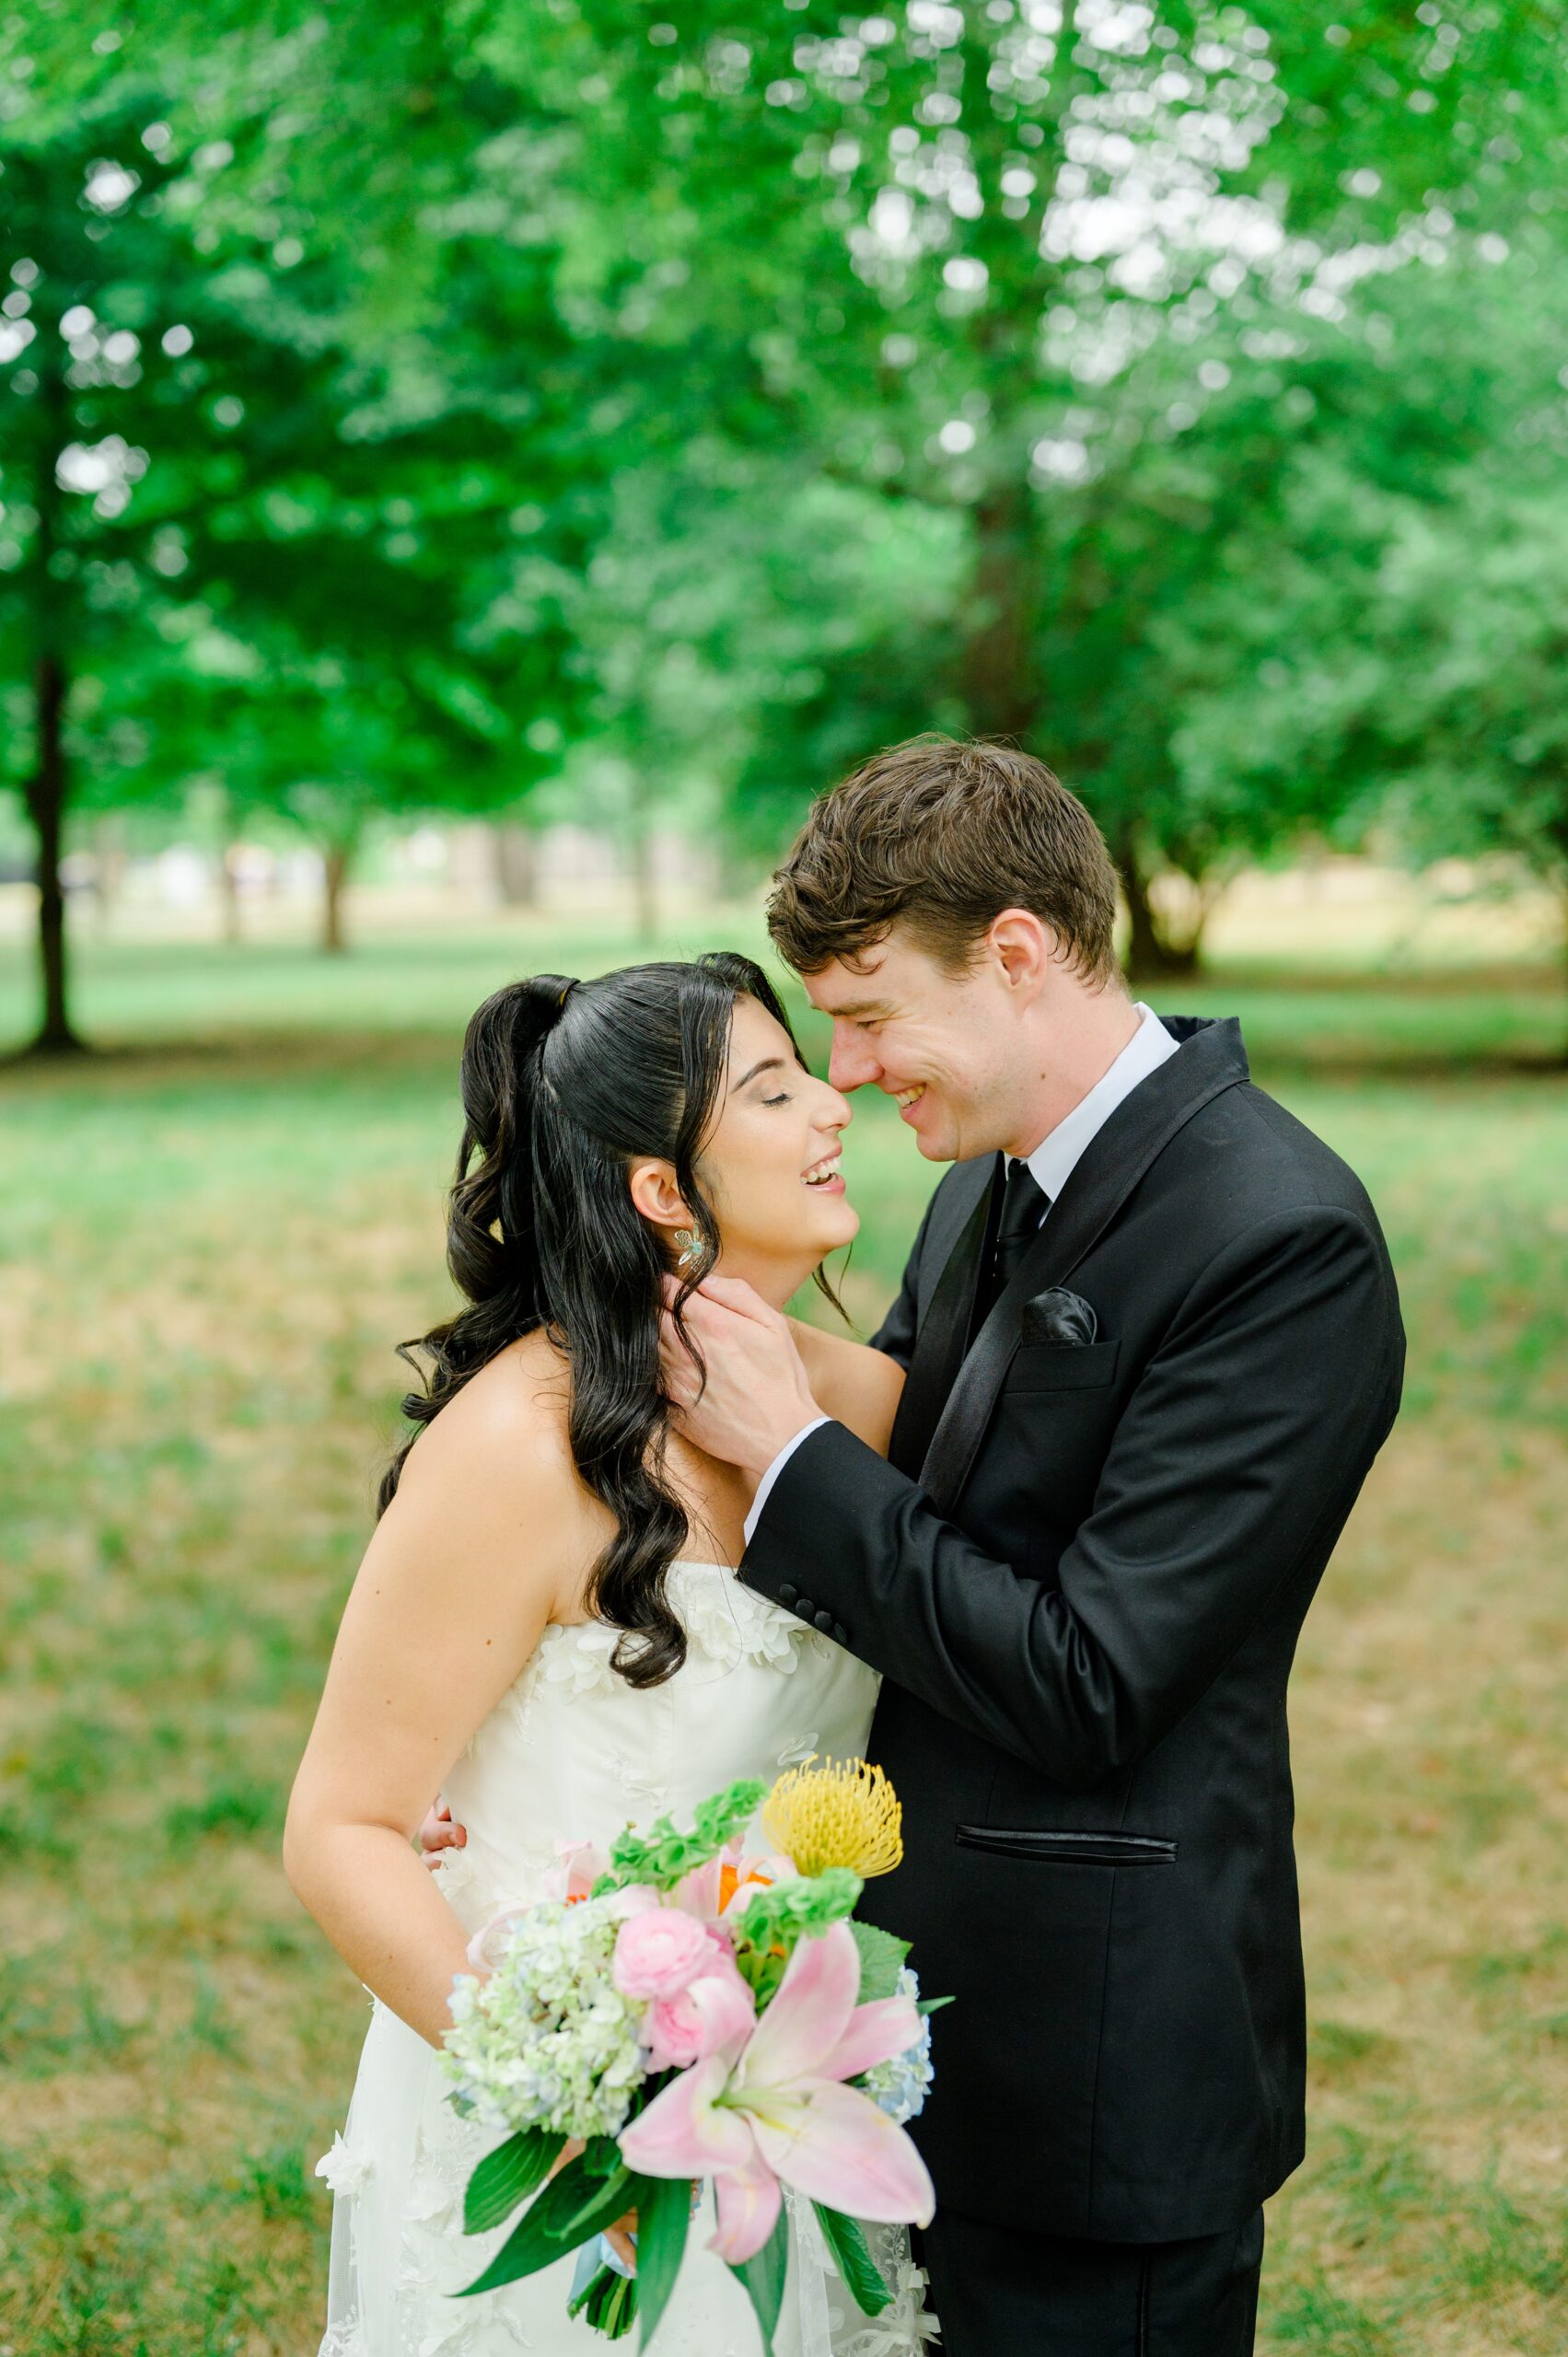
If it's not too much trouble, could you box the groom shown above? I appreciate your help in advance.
[664,737,1405,2354]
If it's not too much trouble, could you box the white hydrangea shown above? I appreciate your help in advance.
[860,1969,934,2127]
[442,1895,646,2142]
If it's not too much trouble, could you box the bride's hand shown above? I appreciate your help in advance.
[659,1274,822,1480]
[418,1798,468,1870]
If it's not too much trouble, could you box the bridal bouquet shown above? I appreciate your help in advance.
[441,1759,941,2351]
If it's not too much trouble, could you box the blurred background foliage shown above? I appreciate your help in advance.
[3,0,1566,1047]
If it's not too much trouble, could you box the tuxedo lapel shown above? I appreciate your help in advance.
[889,1156,1001,1479]
[920,1019,1250,1515]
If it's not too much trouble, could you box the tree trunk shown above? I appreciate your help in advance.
[218,843,244,944]
[492,822,538,908]
[24,326,84,1057]
[625,767,658,941]
[628,825,657,943]
[92,818,126,931]
[25,653,84,1055]
[1117,840,1204,984]
[322,842,353,954]
[961,487,1041,742]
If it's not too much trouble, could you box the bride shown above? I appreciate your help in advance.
[285,952,934,2356]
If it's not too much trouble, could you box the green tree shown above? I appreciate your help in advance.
[482,0,1566,939]
[0,107,202,1049]
[1162,247,1568,981]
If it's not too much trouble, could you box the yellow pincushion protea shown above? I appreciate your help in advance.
[761,1755,904,1879]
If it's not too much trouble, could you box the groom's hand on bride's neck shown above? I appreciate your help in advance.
[658,1275,822,1481]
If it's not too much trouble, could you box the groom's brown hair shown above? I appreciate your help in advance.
[766,735,1122,984]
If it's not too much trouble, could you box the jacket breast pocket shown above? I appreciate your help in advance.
[1005,1339,1121,1393]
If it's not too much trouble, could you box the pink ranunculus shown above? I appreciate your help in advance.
[643,1938,757,2071]
[612,1905,714,2000]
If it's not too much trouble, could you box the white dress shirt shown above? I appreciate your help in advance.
[742,1004,1179,1546]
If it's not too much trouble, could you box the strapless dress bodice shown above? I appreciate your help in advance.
[431,1561,881,1936]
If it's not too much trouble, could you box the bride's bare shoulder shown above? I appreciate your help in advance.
[789,1318,905,1457]
[395,1329,578,1505]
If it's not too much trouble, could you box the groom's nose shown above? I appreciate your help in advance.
[828,1023,880,1093]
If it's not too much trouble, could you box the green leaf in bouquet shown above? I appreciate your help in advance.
[631,2171,692,2351]
[726,2205,790,2357]
[916,1994,954,2015]
[463,2128,565,2235]
[554,2163,638,2245]
[457,2177,578,2297]
[458,2156,624,2296]
[847,1919,911,2003]
[581,2132,625,2178]
[812,2204,892,2316]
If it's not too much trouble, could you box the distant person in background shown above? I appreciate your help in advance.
[661,737,1406,2357]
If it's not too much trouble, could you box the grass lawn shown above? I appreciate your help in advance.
[1,911,1564,2355]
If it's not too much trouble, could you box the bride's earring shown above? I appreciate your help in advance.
[673,1227,707,1275]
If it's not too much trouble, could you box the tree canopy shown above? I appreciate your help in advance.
[3,1,1564,1043]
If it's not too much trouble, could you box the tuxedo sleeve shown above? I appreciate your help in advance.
[742,1205,1403,1789]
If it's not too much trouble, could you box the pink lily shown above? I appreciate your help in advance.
[619,1922,935,2262]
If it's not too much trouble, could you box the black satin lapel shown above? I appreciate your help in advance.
[920,1021,1249,1515]
[889,1159,1001,1478]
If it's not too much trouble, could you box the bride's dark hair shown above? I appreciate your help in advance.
[378,952,822,1688]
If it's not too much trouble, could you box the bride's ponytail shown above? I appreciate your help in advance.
[448,974,576,1323]
[376,975,574,1515]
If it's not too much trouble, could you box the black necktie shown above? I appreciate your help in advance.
[980,1160,1048,1322]
[887,1167,999,1480]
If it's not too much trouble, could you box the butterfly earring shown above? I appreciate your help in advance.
[673,1228,707,1275]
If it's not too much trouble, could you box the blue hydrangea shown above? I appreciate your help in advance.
[861,1968,935,2126]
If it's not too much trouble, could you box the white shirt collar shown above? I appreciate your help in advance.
[1015,1004,1179,1205]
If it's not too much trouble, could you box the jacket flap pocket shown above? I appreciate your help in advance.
[1006,1339,1121,1393]
[957,1825,1177,1865]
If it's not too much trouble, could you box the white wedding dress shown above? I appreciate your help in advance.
[317,1562,938,2357]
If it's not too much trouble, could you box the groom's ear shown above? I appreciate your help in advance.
[626,1156,689,1236]
[985,908,1059,998]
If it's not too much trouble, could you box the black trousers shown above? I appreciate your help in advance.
[917,2205,1264,2357]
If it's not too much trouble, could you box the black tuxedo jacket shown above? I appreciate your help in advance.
[741,1018,1404,2242]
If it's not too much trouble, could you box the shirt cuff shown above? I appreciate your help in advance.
[742,1416,832,1548]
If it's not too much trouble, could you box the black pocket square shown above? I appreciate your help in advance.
[1021,1286,1099,1345]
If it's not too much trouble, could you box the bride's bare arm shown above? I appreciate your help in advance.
[789,1319,905,1459]
[285,1358,582,2049]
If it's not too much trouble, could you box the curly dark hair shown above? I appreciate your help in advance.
[377,953,820,1689]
